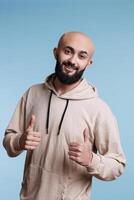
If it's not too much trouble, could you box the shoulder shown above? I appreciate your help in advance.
[96,97,112,111]
[29,83,47,91]
[93,97,116,120]
[22,83,48,102]
[86,95,113,113]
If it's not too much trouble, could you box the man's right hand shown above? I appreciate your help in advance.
[19,115,41,150]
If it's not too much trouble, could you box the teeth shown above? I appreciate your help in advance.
[64,65,74,73]
[66,66,73,69]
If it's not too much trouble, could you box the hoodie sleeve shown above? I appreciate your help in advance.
[87,102,126,181]
[3,93,27,157]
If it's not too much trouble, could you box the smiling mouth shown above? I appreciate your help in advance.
[63,64,77,74]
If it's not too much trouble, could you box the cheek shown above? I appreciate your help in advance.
[58,52,72,63]
[79,61,89,69]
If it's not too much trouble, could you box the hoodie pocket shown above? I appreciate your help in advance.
[20,164,65,200]
[20,164,42,199]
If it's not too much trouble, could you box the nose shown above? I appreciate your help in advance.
[68,54,77,65]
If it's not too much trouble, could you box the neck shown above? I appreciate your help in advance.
[53,77,81,95]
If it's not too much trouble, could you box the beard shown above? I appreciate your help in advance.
[55,60,85,85]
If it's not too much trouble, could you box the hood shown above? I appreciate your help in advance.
[44,74,98,135]
[45,74,98,100]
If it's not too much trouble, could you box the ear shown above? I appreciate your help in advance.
[86,59,93,69]
[53,47,58,59]
[88,59,93,65]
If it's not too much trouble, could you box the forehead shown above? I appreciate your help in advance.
[59,33,94,54]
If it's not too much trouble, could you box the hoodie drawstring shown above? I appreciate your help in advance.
[57,99,69,135]
[46,90,69,135]
[46,90,53,134]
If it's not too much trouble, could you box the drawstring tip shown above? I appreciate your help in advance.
[57,131,60,135]
[46,129,48,134]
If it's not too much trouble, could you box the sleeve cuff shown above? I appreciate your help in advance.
[86,152,101,173]
[11,133,23,155]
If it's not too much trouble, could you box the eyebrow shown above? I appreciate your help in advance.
[64,46,88,55]
[80,51,88,55]
[64,46,74,52]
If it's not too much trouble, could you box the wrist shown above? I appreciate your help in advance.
[12,133,23,152]
[85,152,93,168]
[16,134,23,151]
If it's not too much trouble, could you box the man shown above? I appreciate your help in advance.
[3,32,126,200]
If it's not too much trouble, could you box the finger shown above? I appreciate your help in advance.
[32,132,41,138]
[83,128,89,143]
[69,146,82,152]
[27,115,36,130]
[69,142,80,147]
[68,151,81,157]
[26,140,40,147]
[27,134,41,142]
[24,145,37,150]
[28,132,41,138]
[69,155,81,164]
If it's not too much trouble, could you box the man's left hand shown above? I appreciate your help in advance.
[68,128,93,167]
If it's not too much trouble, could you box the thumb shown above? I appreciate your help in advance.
[27,115,36,130]
[83,128,89,143]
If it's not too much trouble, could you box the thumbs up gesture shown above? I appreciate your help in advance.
[19,115,41,150]
[68,128,93,167]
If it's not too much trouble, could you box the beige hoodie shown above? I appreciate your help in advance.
[3,74,126,200]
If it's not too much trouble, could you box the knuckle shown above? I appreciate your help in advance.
[26,128,31,134]
[26,134,32,141]
[25,141,29,145]
[34,142,38,146]
[24,144,28,149]
[76,152,79,157]
[76,157,81,163]
[78,147,82,152]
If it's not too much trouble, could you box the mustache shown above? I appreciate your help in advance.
[62,61,78,70]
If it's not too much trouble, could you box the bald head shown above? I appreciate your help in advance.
[58,31,95,58]
[53,31,95,84]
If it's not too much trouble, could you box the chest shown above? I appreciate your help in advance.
[28,94,96,143]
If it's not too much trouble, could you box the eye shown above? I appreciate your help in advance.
[79,54,87,60]
[64,48,72,55]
